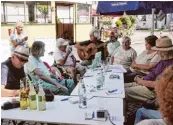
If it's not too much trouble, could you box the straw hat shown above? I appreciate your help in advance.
[13,46,30,60]
[152,37,173,51]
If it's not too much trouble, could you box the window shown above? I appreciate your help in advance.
[56,5,73,24]
[1,1,52,24]
[77,3,91,24]
[27,1,51,23]
[1,2,28,23]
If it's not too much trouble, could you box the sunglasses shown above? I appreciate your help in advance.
[16,55,28,63]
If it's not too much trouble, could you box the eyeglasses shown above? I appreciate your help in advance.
[16,55,28,63]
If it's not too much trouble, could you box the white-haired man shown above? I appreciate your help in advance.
[54,38,85,84]
[112,36,137,69]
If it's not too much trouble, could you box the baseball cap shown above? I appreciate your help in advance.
[56,38,69,48]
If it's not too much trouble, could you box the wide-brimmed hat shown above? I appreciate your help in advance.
[13,46,30,60]
[56,38,69,48]
[152,37,173,51]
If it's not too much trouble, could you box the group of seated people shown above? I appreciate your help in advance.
[2,24,173,125]
[106,30,173,125]
[1,42,75,97]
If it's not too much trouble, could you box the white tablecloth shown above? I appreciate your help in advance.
[2,96,124,125]
[71,69,125,98]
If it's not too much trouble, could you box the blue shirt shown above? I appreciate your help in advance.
[24,55,50,84]
[10,33,26,53]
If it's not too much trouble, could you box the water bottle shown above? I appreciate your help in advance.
[28,83,37,110]
[100,69,105,87]
[96,70,104,90]
[78,78,87,108]
[38,84,46,111]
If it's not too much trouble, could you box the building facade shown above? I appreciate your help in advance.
[1,1,93,46]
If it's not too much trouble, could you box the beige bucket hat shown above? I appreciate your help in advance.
[152,37,173,51]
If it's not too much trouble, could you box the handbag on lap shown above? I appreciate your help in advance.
[142,98,159,110]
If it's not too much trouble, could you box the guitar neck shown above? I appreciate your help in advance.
[96,42,107,49]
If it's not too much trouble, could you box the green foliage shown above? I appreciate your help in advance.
[57,18,61,23]
[129,15,136,27]
[116,15,136,36]
[115,19,123,27]
[37,5,48,23]
[120,16,131,28]
[116,15,136,29]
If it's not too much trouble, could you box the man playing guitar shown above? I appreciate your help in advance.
[75,29,107,66]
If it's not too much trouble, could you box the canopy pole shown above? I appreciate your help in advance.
[151,8,155,35]
[24,1,27,24]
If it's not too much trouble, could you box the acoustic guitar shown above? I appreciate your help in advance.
[75,41,109,60]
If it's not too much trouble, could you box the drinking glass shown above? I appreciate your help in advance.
[106,57,112,65]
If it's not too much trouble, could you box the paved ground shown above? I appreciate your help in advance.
[128,30,172,55]
[1,30,172,64]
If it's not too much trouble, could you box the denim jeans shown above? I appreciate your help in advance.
[134,107,161,124]
[40,78,75,95]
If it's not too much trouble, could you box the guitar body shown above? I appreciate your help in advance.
[76,43,97,60]
[75,41,108,60]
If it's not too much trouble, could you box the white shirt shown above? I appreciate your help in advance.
[54,48,73,66]
[130,50,161,74]
[107,40,120,57]
[135,50,161,66]
[113,46,137,68]
[9,33,27,53]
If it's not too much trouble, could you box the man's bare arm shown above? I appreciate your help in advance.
[1,85,19,97]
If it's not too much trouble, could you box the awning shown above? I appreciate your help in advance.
[97,1,173,15]
[97,1,139,15]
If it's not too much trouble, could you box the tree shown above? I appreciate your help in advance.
[37,4,48,23]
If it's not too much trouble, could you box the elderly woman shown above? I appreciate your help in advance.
[136,65,173,125]
[25,41,75,95]
[10,22,28,54]
[124,35,161,83]
[125,36,173,101]
[75,29,106,66]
